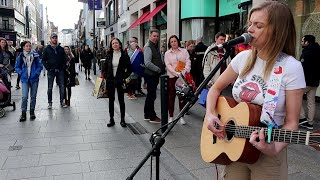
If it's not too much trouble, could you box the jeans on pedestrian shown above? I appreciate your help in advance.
[144,74,159,119]
[300,86,317,125]
[21,81,39,112]
[47,70,64,104]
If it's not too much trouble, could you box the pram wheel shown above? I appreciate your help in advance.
[0,108,5,118]
[12,102,16,111]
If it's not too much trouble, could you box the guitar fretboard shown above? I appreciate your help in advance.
[226,125,310,145]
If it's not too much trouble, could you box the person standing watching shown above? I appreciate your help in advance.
[203,32,231,87]
[63,46,76,107]
[15,41,43,121]
[194,37,207,87]
[0,37,15,90]
[299,35,320,130]
[81,45,94,80]
[103,38,131,127]
[143,29,164,123]
[164,35,191,125]
[42,33,67,109]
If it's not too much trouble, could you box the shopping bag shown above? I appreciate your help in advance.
[75,77,80,86]
[92,77,108,98]
[198,88,208,108]
[97,79,109,98]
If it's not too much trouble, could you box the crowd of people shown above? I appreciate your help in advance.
[0,1,319,178]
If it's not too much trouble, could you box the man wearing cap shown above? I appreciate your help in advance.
[42,33,67,108]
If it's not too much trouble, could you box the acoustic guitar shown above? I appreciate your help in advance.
[200,96,320,165]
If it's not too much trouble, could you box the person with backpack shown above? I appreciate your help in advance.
[15,41,43,121]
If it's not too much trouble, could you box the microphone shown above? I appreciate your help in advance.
[208,33,252,52]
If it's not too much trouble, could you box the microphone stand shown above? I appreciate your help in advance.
[126,46,233,180]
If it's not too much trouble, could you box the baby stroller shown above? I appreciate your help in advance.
[0,67,16,117]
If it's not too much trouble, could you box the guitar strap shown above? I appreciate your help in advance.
[260,53,286,143]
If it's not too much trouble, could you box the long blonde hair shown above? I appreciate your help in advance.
[240,1,296,79]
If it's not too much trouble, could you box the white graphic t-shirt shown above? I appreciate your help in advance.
[230,50,306,126]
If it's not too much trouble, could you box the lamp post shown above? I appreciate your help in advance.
[92,0,97,75]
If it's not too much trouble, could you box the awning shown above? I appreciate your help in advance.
[128,11,150,29]
[140,2,167,24]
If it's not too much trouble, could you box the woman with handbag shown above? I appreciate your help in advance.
[63,46,76,107]
[103,38,131,127]
[164,35,191,125]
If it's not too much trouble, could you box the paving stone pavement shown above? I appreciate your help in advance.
[0,70,319,180]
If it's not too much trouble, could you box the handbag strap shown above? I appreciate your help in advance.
[260,53,287,143]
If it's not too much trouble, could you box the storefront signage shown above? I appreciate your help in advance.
[97,18,106,28]
[219,0,251,17]
[121,22,127,28]
[88,0,102,10]
[181,0,216,19]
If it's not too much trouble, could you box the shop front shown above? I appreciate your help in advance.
[180,0,251,45]
[180,0,216,45]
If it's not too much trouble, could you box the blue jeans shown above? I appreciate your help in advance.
[47,70,64,104]
[144,74,159,119]
[21,81,39,112]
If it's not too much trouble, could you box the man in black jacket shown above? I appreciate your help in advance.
[299,35,320,130]
[42,33,67,109]
[194,37,208,87]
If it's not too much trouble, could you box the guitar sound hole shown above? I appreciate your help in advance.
[226,120,235,141]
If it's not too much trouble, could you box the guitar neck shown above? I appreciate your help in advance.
[229,125,312,145]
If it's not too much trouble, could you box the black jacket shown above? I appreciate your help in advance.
[42,45,66,71]
[80,50,94,68]
[64,56,76,87]
[300,43,320,87]
[103,51,131,86]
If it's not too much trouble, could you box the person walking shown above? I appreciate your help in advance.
[299,35,320,130]
[193,37,208,87]
[73,47,80,75]
[164,35,191,125]
[42,33,67,109]
[81,45,94,80]
[15,41,43,121]
[15,42,24,89]
[103,38,131,127]
[63,46,76,107]
[143,29,165,123]
[205,2,305,179]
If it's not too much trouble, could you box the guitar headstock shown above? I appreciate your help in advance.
[310,130,320,151]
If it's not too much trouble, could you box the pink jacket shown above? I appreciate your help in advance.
[164,48,191,78]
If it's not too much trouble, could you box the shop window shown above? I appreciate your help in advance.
[1,0,7,6]
[107,1,115,26]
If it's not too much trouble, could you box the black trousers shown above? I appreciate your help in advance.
[108,82,125,120]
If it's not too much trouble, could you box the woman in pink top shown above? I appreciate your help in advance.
[164,35,191,125]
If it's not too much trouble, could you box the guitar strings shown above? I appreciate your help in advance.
[214,124,320,144]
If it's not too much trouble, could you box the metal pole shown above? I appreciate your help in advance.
[92,0,97,75]
[93,0,95,49]
[160,75,169,133]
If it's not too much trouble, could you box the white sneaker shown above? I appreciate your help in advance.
[180,117,186,125]
[168,117,173,123]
